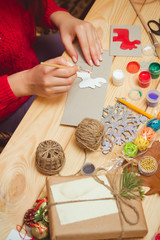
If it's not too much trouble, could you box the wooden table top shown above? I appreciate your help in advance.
[1,0,160,239]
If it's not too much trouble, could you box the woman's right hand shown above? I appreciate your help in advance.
[8,56,78,98]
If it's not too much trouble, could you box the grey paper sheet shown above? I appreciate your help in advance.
[61,49,113,126]
[110,25,142,57]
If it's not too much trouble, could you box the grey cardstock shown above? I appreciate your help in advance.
[110,25,142,57]
[61,49,113,126]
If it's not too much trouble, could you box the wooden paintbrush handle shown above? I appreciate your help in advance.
[129,0,150,33]
[41,62,72,69]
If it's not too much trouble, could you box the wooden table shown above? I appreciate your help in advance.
[1,0,160,239]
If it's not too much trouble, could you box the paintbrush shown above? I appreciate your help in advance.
[40,62,91,73]
[129,0,160,59]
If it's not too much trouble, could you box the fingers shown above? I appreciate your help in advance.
[61,35,78,63]
[76,22,103,66]
[48,72,77,88]
[39,61,77,96]
[46,56,70,66]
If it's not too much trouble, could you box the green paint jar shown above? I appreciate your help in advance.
[149,62,160,79]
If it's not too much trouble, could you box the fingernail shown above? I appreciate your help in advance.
[95,59,100,66]
[72,56,77,63]
[99,54,103,61]
[67,61,74,66]
[89,59,93,66]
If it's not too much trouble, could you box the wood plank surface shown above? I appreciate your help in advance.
[0,0,160,239]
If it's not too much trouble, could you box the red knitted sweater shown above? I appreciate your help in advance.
[0,0,66,121]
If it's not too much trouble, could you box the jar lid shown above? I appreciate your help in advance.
[81,162,96,175]
[149,62,160,73]
[139,71,151,82]
[127,61,140,73]
[112,69,125,81]
[147,89,160,103]
[142,44,155,56]
[129,88,142,100]
[138,156,158,176]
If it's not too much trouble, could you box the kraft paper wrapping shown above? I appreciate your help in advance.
[46,175,148,240]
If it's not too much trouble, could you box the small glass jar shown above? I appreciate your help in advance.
[138,156,158,176]
[112,69,125,86]
[146,89,160,107]
[138,71,151,88]
[149,62,160,79]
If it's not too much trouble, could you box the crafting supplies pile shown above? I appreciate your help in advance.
[22,116,160,239]
[122,118,160,167]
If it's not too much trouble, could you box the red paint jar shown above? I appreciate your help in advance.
[138,71,151,88]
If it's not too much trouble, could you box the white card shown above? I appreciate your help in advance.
[6,229,32,240]
[51,176,118,225]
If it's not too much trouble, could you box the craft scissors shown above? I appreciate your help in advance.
[147,19,160,36]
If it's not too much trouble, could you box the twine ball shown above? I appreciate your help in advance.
[147,118,160,132]
[122,142,138,158]
[133,135,149,152]
[75,118,105,151]
[141,127,156,141]
[36,140,65,175]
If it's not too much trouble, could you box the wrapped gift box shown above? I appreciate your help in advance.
[46,175,148,240]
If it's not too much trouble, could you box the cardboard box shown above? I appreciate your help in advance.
[47,175,148,240]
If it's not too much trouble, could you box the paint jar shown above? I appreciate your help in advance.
[112,69,125,86]
[149,62,160,79]
[142,44,155,56]
[138,156,158,176]
[138,71,151,88]
[146,89,160,107]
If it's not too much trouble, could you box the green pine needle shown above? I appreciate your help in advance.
[120,165,145,200]
[34,207,44,222]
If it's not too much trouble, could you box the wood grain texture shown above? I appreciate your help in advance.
[0,0,160,239]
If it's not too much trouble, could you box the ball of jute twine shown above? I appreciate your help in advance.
[36,140,65,175]
[75,118,105,151]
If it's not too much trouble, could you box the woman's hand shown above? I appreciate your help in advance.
[8,57,78,98]
[50,12,103,66]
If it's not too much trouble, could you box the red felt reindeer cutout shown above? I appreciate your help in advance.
[113,28,141,50]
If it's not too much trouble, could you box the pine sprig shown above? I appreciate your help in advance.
[120,165,145,199]
[34,207,44,222]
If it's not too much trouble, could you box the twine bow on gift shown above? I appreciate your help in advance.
[48,167,141,240]
[93,168,140,239]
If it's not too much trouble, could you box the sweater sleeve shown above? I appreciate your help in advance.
[0,75,29,121]
[40,0,68,29]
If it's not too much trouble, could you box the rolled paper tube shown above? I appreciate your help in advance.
[133,135,149,151]
[141,127,156,141]
[149,62,160,79]
[147,118,160,132]
[138,71,151,88]
[122,142,138,157]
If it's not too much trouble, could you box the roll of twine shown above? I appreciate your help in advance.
[36,140,65,175]
[75,118,105,151]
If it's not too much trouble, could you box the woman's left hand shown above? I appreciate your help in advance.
[50,11,103,66]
